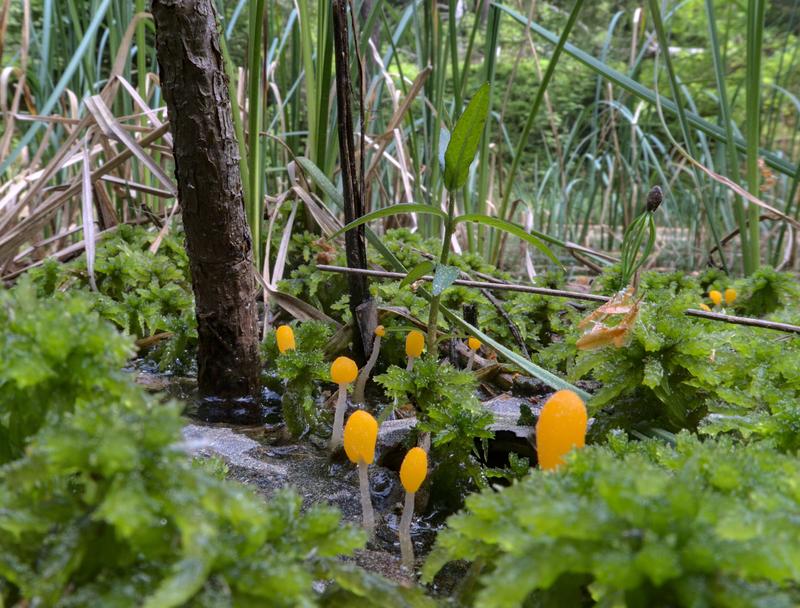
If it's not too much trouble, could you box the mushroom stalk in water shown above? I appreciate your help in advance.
[399,447,427,569]
[344,410,379,536]
[353,325,384,404]
[329,356,359,451]
[405,330,424,371]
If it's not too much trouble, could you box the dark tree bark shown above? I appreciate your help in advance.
[152,0,261,403]
[332,0,371,365]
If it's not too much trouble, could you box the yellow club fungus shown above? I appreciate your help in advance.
[466,336,482,371]
[535,390,587,471]
[329,356,359,451]
[724,288,737,305]
[399,447,428,569]
[343,410,379,535]
[353,325,385,404]
[709,290,722,306]
[276,325,296,353]
[699,303,712,312]
[405,330,425,371]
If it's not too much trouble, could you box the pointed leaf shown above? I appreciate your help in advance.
[400,261,435,288]
[454,214,562,267]
[444,83,491,190]
[432,264,460,296]
[327,204,447,241]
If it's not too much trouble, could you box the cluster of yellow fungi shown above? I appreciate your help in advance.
[700,287,737,312]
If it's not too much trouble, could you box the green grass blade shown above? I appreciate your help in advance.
[494,2,797,179]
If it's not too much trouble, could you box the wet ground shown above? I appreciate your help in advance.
[134,363,581,586]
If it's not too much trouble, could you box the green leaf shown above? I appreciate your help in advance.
[142,557,209,608]
[296,156,343,206]
[327,204,447,241]
[438,126,450,172]
[400,261,435,288]
[455,213,562,267]
[494,3,796,178]
[432,264,460,296]
[444,83,491,191]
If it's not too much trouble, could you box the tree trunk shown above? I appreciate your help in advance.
[152,0,261,404]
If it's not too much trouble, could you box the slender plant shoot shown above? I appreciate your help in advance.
[353,325,385,404]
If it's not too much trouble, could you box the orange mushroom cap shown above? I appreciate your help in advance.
[375,325,386,337]
[467,336,482,351]
[535,390,587,471]
[724,288,737,305]
[405,330,425,358]
[276,325,296,353]
[400,447,428,493]
[331,356,358,385]
[709,290,722,306]
[343,410,379,464]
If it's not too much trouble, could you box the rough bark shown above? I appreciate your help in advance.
[332,0,371,364]
[152,0,260,401]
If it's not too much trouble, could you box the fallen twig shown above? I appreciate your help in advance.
[317,265,800,336]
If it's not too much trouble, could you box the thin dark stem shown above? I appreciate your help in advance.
[332,0,370,364]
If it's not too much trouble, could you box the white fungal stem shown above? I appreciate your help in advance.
[329,384,348,451]
[358,460,375,537]
[405,356,415,372]
[419,432,431,453]
[353,335,382,404]
[466,350,475,371]
[399,491,415,570]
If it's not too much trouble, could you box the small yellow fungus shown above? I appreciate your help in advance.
[331,356,358,385]
[535,390,587,471]
[709,290,722,306]
[400,447,428,493]
[343,410,379,465]
[276,325,296,353]
[329,357,359,451]
[724,288,737,305]
[399,447,428,569]
[467,336,481,351]
[343,410,378,536]
[699,303,712,312]
[405,330,425,358]
[375,325,386,337]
